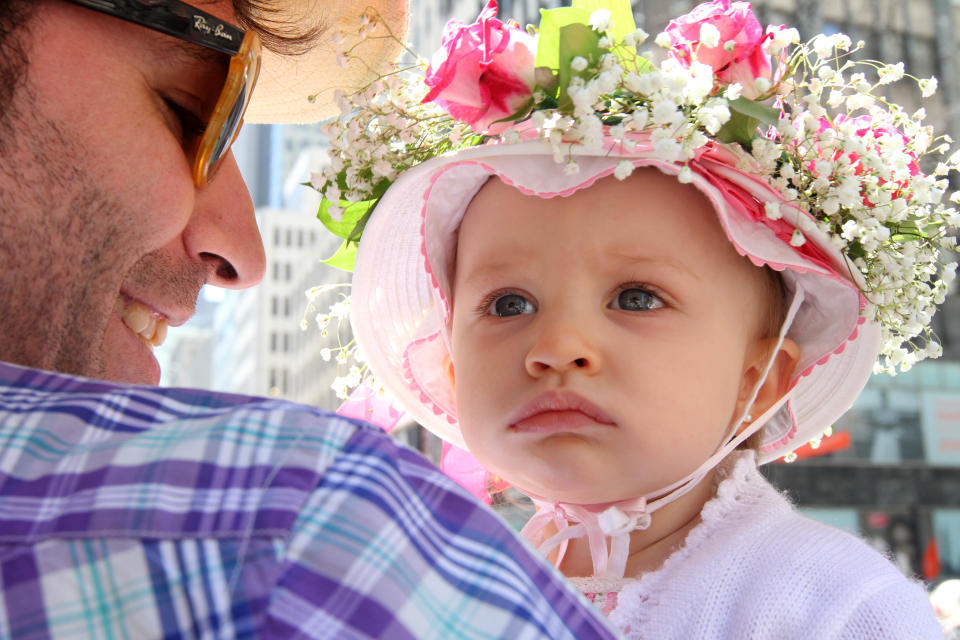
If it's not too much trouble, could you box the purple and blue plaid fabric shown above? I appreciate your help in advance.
[0,362,617,639]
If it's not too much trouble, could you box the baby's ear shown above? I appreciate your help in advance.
[738,337,800,424]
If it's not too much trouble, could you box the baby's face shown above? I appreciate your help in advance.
[450,169,773,504]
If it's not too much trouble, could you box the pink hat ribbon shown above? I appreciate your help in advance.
[521,496,652,580]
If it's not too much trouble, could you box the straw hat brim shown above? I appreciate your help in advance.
[245,1,409,124]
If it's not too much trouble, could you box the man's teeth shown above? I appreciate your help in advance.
[118,300,169,347]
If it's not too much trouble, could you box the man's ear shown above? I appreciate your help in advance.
[443,351,456,391]
[737,337,800,429]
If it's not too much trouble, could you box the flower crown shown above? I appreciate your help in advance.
[310,0,960,375]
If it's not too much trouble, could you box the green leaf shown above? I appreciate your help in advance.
[536,7,591,76]
[634,55,656,75]
[716,110,760,147]
[572,0,636,36]
[322,239,359,272]
[715,98,781,147]
[557,23,602,109]
[491,97,536,126]
[572,0,638,62]
[891,219,927,242]
[535,66,559,93]
[317,198,375,240]
[727,97,780,127]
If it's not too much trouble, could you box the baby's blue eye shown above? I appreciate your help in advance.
[613,287,663,311]
[489,293,536,317]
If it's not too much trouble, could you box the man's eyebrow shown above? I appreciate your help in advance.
[165,38,228,67]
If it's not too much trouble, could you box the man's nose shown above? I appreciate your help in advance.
[183,151,266,289]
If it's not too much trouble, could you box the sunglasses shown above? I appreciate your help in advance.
[64,0,262,187]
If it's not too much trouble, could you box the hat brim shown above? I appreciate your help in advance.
[351,138,880,463]
[245,1,409,124]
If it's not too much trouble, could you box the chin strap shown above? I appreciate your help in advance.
[520,497,652,579]
[519,287,805,579]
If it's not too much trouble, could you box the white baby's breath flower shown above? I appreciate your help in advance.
[765,201,783,220]
[310,172,328,191]
[677,165,694,183]
[753,77,771,95]
[614,160,634,180]
[655,32,673,48]
[790,229,806,246]
[812,34,834,59]
[919,77,939,98]
[699,23,721,48]
[652,99,681,126]
[877,62,905,85]
[588,8,612,32]
[766,26,800,53]
[564,160,581,175]
[723,83,743,101]
[372,159,394,178]
[831,33,853,51]
[598,36,612,49]
[630,107,649,129]
[570,56,588,72]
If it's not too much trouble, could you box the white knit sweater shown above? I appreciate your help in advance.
[570,452,943,639]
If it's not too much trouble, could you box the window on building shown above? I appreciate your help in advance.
[270,332,277,351]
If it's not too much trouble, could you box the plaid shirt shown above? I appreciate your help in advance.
[0,362,617,639]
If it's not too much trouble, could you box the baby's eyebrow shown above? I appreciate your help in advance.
[607,252,701,280]
[457,261,520,285]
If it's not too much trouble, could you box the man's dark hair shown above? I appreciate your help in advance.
[0,0,326,122]
[232,0,328,57]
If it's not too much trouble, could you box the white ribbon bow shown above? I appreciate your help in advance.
[520,497,652,579]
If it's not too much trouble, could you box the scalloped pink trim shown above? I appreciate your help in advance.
[400,328,459,424]
[760,400,800,454]
[758,315,867,455]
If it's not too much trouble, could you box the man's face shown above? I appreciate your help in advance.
[0,1,265,384]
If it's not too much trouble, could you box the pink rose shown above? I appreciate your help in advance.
[664,0,772,98]
[423,0,536,134]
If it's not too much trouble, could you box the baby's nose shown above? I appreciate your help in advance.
[524,324,601,377]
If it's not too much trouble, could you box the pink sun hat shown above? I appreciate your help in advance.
[350,131,882,464]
